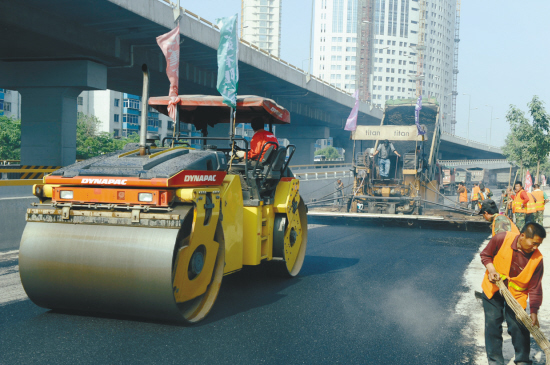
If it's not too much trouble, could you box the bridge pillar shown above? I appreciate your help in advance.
[0,61,107,166]
[276,125,330,165]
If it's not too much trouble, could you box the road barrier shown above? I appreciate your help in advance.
[438,159,511,167]
[0,166,59,186]
[294,170,353,181]
[290,163,352,170]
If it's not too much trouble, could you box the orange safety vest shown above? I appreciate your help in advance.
[491,214,520,237]
[459,188,468,202]
[471,186,480,201]
[481,231,543,309]
[479,187,491,200]
[513,190,536,214]
[532,190,545,211]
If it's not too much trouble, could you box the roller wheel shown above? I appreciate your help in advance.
[272,199,308,277]
[175,223,225,324]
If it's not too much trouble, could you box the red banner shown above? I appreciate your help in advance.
[156,26,181,121]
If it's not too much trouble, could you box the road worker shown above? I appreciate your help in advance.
[471,182,480,210]
[479,199,519,236]
[512,181,536,231]
[478,182,493,201]
[457,182,468,209]
[531,183,548,225]
[480,222,545,365]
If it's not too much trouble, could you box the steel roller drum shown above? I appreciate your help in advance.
[19,220,190,322]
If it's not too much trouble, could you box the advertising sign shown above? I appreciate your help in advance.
[352,125,428,141]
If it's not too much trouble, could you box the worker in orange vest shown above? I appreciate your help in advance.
[479,199,519,236]
[480,222,546,365]
[471,182,480,210]
[512,181,536,231]
[457,181,468,209]
[532,183,548,225]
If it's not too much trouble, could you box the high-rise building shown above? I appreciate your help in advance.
[313,0,457,134]
[77,90,202,148]
[241,0,282,57]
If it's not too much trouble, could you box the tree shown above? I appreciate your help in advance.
[503,96,550,183]
[315,146,341,159]
[528,96,550,183]
[76,112,139,159]
[0,116,21,160]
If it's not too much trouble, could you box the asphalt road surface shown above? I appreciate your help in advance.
[0,224,490,365]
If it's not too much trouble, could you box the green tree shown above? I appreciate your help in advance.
[0,116,21,160]
[528,96,550,182]
[76,112,139,159]
[503,96,550,183]
[315,146,341,159]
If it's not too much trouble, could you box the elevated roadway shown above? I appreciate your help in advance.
[0,0,502,166]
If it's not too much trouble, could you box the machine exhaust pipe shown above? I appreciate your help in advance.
[140,64,150,156]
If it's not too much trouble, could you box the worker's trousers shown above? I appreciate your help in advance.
[482,292,532,365]
[378,158,390,178]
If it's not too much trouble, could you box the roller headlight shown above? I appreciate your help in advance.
[60,190,73,199]
[138,193,153,202]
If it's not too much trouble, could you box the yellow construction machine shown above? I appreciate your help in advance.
[19,95,307,324]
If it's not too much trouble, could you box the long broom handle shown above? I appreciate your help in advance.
[495,279,550,364]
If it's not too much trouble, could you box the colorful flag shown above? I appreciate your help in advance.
[216,14,239,109]
[415,95,425,135]
[344,90,359,131]
[525,170,533,192]
[156,25,181,121]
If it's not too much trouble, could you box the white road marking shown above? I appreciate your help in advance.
[0,250,28,306]
[0,196,36,201]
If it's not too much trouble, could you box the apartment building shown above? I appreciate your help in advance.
[241,0,282,57]
[313,0,457,133]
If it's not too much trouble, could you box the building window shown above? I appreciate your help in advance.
[114,129,120,138]
[114,98,120,107]
[4,102,10,112]
[77,97,83,105]
[123,99,140,109]
[114,114,120,122]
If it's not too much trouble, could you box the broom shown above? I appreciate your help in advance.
[495,279,550,363]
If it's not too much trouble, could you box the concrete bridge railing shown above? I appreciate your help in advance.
[438,159,512,167]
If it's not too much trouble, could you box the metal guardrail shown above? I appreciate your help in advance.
[294,170,353,181]
[438,159,512,167]
[441,132,502,150]
[290,163,352,170]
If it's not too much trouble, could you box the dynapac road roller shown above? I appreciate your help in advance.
[19,95,307,324]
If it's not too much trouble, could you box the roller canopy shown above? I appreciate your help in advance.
[148,95,290,130]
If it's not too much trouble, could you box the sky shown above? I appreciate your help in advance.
[181,0,550,147]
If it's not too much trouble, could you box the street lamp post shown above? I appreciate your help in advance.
[485,104,496,145]
[463,93,477,141]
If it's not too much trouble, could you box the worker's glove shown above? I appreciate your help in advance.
[230,150,246,158]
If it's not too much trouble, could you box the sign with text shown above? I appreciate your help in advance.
[352,125,428,141]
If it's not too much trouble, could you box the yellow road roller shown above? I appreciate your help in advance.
[19,95,307,324]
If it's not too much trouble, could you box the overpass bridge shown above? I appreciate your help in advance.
[0,0,502,167]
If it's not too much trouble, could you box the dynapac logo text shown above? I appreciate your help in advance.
[183,175,217,182]
[81,178,128,185]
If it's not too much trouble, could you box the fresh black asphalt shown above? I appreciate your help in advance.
[0,224,489,364]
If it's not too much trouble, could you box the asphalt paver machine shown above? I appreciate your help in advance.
[307,98,487,231]
[349,98,441,215]
[19,95,307,324]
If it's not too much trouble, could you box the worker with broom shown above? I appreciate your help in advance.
[480,222,546,365]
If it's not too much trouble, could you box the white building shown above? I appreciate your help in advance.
[241,0,282,57]
[0,89,21,120]
[78,90,188,143]
[313,0,457,133]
